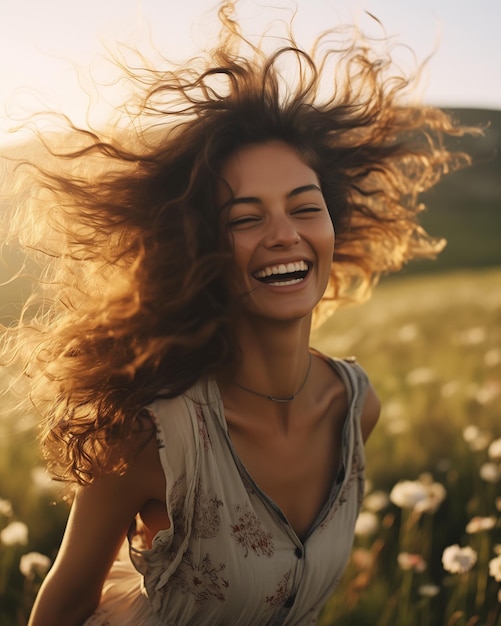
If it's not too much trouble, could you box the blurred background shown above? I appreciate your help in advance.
[1,0,500,280]
[0,1,500,625]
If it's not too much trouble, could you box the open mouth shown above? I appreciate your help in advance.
[252,260,311,286]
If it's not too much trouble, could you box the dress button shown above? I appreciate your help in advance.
[284,594,296,608]
[294,547,303,558]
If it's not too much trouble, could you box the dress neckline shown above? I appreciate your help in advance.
[206,354,358,544]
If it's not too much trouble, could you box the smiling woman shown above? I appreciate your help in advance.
[219,141,335,324]
[0,1,477,625]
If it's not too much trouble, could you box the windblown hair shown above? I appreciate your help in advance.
[0,2,476,483]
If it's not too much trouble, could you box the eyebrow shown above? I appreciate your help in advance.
[225,184,322,209]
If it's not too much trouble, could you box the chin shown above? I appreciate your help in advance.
[244,302,317,324]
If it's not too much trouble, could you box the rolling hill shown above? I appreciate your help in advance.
[403,107,501,275]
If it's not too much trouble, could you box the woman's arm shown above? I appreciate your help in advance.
[28,433,162,626]
[360,383,380,443]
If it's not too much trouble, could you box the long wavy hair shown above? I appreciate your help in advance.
[0,2,477,483]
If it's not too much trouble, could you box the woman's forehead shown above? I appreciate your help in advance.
[218,140,319,198]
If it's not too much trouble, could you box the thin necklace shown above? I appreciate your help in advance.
[232,354,312,403]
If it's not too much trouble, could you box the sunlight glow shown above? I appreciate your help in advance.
[1,0,500,142]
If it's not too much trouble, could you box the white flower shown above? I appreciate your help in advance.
[463,425,480,443]
[488,438,501,461]
[479,462,501,483]
[390,478,446,514]
[484,348,501,367]
[463,425,495,450]
[0,521,28,546]
[398,552,427,573]
[355,511,379,537]
[383,400,409,435]
[418,584,440,598]
[454,327,486,346]
[398,324,418,343]
[364,490,390,513]
[441,381,460,398]
[406,367,436,386]
[19,552,51,580]
[390,481,428,509]
[383,400,404,420]
[469,432,492,452]
[415,482,447,514]
[465,516,497,534]
[0,498,13,517]
[386,419,409,435]
[442,544,477,574]
[475,383,501,405]
[489,555,501,582]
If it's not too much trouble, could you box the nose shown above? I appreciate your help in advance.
[264,213,300,248]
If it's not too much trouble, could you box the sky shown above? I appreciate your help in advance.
[1,0,500,139]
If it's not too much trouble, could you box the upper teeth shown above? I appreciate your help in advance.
[254,260,308,279]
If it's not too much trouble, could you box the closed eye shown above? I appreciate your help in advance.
[292,207,323,216]
[227,215,262,228]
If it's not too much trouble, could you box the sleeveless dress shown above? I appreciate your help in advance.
[84,356,368,626]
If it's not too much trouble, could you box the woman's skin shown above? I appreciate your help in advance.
[216,141,380,538]
[28,141,380,626]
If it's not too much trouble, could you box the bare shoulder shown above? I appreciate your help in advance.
[118,417,164,490]
[330,355,380,442]
[360,383,380,443]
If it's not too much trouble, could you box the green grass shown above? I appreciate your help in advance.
[313,267,501,626]
[1,267,500,625]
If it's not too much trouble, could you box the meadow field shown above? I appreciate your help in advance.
[0,266,499,625]
[313,268,501,626]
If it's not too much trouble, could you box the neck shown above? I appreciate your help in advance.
[233,353,312,402]
[222,315,313,407]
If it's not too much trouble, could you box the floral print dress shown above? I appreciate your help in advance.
[84,356,368,626]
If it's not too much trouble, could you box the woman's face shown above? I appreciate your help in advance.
[218,140,335,323]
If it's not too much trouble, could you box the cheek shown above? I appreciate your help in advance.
[319,220,335,259]
[227,236,255,283]
[231,238,250,265]
[317,225,335,289]
[328,224,336,253]
[320,230,335,292]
